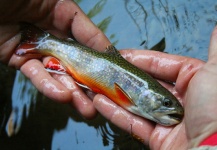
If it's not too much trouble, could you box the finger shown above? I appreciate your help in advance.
[52,0,111,51]
[20,59,72,103]
[43,57,96,119]
[120,50,204,95]
[93,94,154,145]
[51,74,97,119]
[16,57,97,119]
[150,122,187,150]
[42,56,97,119]
[208,26,217,60]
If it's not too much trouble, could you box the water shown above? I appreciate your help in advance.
[1,0,217,149]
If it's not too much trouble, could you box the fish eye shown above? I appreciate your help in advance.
[163,98,172,107]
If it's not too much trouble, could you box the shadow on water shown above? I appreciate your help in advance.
[1,0,217,150]
[0,64,15,136]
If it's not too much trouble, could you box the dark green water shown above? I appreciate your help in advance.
[0,0,217,149]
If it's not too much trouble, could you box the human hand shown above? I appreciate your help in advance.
[0,0,110,119]
[93,28,217,149]
[93,49,203,149]
[185,26,217,147]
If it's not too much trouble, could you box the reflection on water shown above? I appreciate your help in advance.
[6,71,37,136]
[1,0,217,149]
[81,0,216,61]
[0,64,15,136]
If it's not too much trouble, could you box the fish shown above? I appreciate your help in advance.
[15,24,184,126]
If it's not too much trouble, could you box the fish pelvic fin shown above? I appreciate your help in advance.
[15,23,49,56]
[45,57,70,75]
[114,83,137,107]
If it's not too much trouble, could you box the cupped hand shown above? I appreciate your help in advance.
[0,0,111,119]
[94,50,203,149]
[94,27,217,149]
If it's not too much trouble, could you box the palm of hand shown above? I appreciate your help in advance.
[185,62,217,147]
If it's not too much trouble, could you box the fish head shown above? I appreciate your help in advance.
[138,90,184,126]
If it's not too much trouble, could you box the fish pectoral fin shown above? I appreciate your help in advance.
[114,83,137,107]
[45,57,69,75]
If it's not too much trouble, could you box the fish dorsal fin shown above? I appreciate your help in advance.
[114,83,137,107]
[105,45,120,55]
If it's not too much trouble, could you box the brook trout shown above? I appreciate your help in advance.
[15,24,183,126]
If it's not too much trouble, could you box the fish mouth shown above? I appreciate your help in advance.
[167,113,183,121]
[152,110,184,126]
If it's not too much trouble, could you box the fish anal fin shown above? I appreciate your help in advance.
[75,81,92,91]
[45,57,69,75]
[114,83,136,107]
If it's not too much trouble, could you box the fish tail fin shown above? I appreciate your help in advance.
[15,23,49,55]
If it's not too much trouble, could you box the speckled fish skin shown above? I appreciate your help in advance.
[16,24,184,126]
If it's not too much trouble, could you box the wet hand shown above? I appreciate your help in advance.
[185,26,217,147]
[94,49,203,149]
[0,0,110,119]
[93,27,217,149]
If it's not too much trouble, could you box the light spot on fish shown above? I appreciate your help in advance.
[141,90,151,97]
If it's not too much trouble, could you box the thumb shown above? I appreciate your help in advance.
[208,26,217,61]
